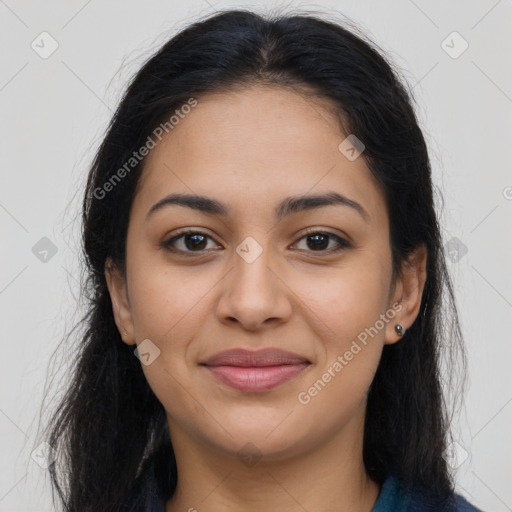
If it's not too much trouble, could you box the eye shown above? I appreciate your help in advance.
[292,229,352,254]
[161,228,352,256]
[162,230,221,254]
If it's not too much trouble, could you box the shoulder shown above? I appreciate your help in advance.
[446,493,483,512]
[374,473,482,512]
[406,484,483,512]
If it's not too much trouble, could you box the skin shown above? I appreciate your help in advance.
[105,84,427,512]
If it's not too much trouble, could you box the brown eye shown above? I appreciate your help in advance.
[162,231,221,254]
[293,231,351,254]
[162,229,351,256]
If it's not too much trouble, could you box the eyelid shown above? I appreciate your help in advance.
[291,227,352,253]
[162,228,222,255]
[162,227,352,255]
[297,226,352,244]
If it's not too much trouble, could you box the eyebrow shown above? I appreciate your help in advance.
[145,191,369,222]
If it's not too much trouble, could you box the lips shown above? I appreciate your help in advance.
[202,348,309,367]
[201,348,311,392]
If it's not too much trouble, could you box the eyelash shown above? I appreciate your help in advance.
[161,228,352,256]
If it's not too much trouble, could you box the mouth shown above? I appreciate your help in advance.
[200,348,311,392]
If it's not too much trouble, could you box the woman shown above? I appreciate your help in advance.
[40,8,482,512]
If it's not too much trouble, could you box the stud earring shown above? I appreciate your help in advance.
[395,324,404,337]
[123,331,128,337]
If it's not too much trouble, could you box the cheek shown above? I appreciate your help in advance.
[292,254,391,397]
[127,261,210,342]
[293,268,390,433]
[295,256,392,341]
[126,265,210,416]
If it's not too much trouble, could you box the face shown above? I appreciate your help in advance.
[106,85,426,462]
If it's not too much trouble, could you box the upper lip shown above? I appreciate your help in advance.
[201,348,310,367]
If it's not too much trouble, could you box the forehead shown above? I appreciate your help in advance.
[133,85,386,224]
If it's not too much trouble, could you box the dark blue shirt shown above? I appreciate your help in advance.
[146,474,482,511]
[371,474,482,511]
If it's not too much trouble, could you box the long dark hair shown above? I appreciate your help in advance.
[38,8,466,511]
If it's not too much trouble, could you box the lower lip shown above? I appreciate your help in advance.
[204,363,310,392]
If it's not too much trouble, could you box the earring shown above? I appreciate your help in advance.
[395,324,404,337]
[123,331,128,337]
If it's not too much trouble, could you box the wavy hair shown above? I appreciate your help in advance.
[39,8,466,511]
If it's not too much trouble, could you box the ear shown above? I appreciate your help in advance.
[105,257,136,345]
[384,244,428,345]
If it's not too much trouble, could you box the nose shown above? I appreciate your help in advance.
[215,244,293,332]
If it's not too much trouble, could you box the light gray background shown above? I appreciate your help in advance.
[1,1,511,510]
